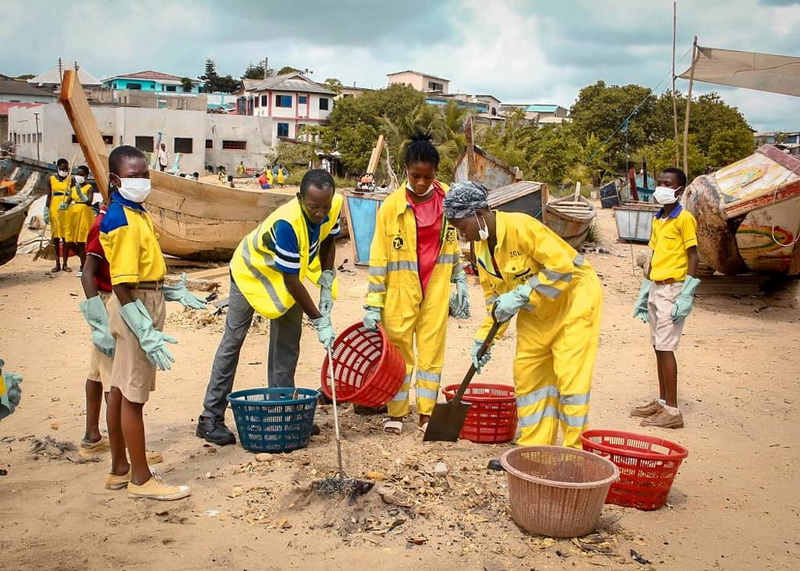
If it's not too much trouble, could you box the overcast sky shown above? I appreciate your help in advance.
[2,0,799,131]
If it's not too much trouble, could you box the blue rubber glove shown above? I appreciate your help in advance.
[43,205,50,225]
[318,270,335,317]
[450,270,471,319]
[494,284,533,323]
[633,279,653,323]
[58,200,70,211]
[0,359,23,421]
[79,295,116,357]
[672,276,701,322]
[471,339,492,374]
[162,273,207,310]
[119,299,178,371]
[311,314,335,350]
[363,305,381,331]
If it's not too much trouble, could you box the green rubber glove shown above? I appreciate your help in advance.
[119,299,178,371]
[0,359,23,420]
[311,314,335,350]
[318,270,335,317]
[79,295,116,357]
[494,284,533,323]
[672,276,701,322]
[633,279,653,323]
[43,205,50,225]
[363,305,381,331]
[471,339,492,374]
[162,273,207,310]
[449,270,471,319]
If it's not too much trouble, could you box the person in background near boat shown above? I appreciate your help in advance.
[64,165,96,277]
[276,166,286,187]
[191,172,199,181]
[236,161,245,176]
[44,158,72,273]
[100,145,190,500]
[227,174,235,188]
[197,169,341,446]
[157,143,168,172]
[631,167,699,429]
[258,170,271,190]
[363,132,469,435]
[443,182,602,467]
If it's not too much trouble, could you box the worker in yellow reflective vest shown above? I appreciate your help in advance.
[197,169,341,445]
[443,182,603,463]
[363,133,470,434]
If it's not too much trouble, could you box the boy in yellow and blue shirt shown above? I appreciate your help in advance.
[99,145,190,500]
[632,167,700,429]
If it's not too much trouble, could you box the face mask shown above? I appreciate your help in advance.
[74,175,86,185]
[653,186,681,205]
[117,177,152,203]
[475,213,489,241]
[58,169,68,178]
[406,174,434,197]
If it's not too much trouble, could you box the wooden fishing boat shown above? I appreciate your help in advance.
[544,194,597,248]
[488,181,548,222]
[0,171,37,267]
[683,144,800,275]
[59,70,292,261]
[454,117,520,188]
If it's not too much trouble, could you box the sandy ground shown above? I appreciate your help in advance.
[1,205,799,570]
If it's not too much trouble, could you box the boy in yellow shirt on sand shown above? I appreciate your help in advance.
[632,167,700,429]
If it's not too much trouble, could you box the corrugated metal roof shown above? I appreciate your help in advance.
[0,80,57,99]
[105,70,191,84]
[28,63,102,86]
[243,73,336,95]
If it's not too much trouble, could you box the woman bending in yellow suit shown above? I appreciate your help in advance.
[443,182,603,464]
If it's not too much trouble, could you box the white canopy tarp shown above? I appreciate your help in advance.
[679,45,800,97]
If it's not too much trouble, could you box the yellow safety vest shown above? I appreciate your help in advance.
[366,181,461,309]
[230,195,343,319]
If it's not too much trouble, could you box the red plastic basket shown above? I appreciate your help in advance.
[442,383,518,444]
[580,429,689,511]
[321,323,406,407]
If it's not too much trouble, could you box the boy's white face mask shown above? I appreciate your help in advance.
[74,175,86,185]
[653,186,681,205]
[58,169,69,178]
[117,177,152,203]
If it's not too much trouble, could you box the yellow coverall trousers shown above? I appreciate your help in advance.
[384,285,450,418]
[514,269,603,448]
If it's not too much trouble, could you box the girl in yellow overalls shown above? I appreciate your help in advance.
[45,158,72,272]
[64,165,96,276]
[443,182,603,466]
[363,133,470,434]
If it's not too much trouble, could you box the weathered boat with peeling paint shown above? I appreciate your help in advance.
[683,145,800,276]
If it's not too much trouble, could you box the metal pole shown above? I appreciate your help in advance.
[683,36,698,176]
[672,1,680,166]
[33,112,40,161]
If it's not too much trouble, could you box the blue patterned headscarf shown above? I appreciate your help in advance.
[443,181,490,219]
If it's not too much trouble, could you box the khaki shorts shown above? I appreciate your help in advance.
[87,293,113,383]
[648,282,686,352]
[107,289,166,404]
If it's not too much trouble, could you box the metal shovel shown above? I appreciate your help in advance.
[424,318,502,442]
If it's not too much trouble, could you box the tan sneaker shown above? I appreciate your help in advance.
[640,408,684,429]
[630,400,663,418]
[127,474,191,501]
[105,470,131,490]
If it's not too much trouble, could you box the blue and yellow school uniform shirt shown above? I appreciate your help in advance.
[649,204,697,283]
[269,210,341,274]
[99,192,166,285]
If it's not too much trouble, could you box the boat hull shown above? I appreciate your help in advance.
[544,195,596,248]
[0,173,37,267]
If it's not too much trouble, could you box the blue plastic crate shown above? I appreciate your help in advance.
[227,387,319,453]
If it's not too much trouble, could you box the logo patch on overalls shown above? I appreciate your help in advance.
[392,236,404,251]
[445,228,456,243]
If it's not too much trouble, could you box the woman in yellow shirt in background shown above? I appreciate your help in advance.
[63,165,96,276]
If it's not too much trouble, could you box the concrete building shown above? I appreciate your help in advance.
[500,103,569,124]
[337,85,371,100]
[10,104,207,174]
[205,114,278,172]
[387,70,450,94]
[0,79,57,145]
[237,73,336,142]
[102,70,202,94]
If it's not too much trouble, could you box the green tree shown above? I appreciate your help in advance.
[480,108,537,173]
[242,61,273,80]
[180,77,194,93]
[707,128,755,167]
[278,66,301,75]
[199,58,218,93]
[639,135,708,180]
[323,78,343,94]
